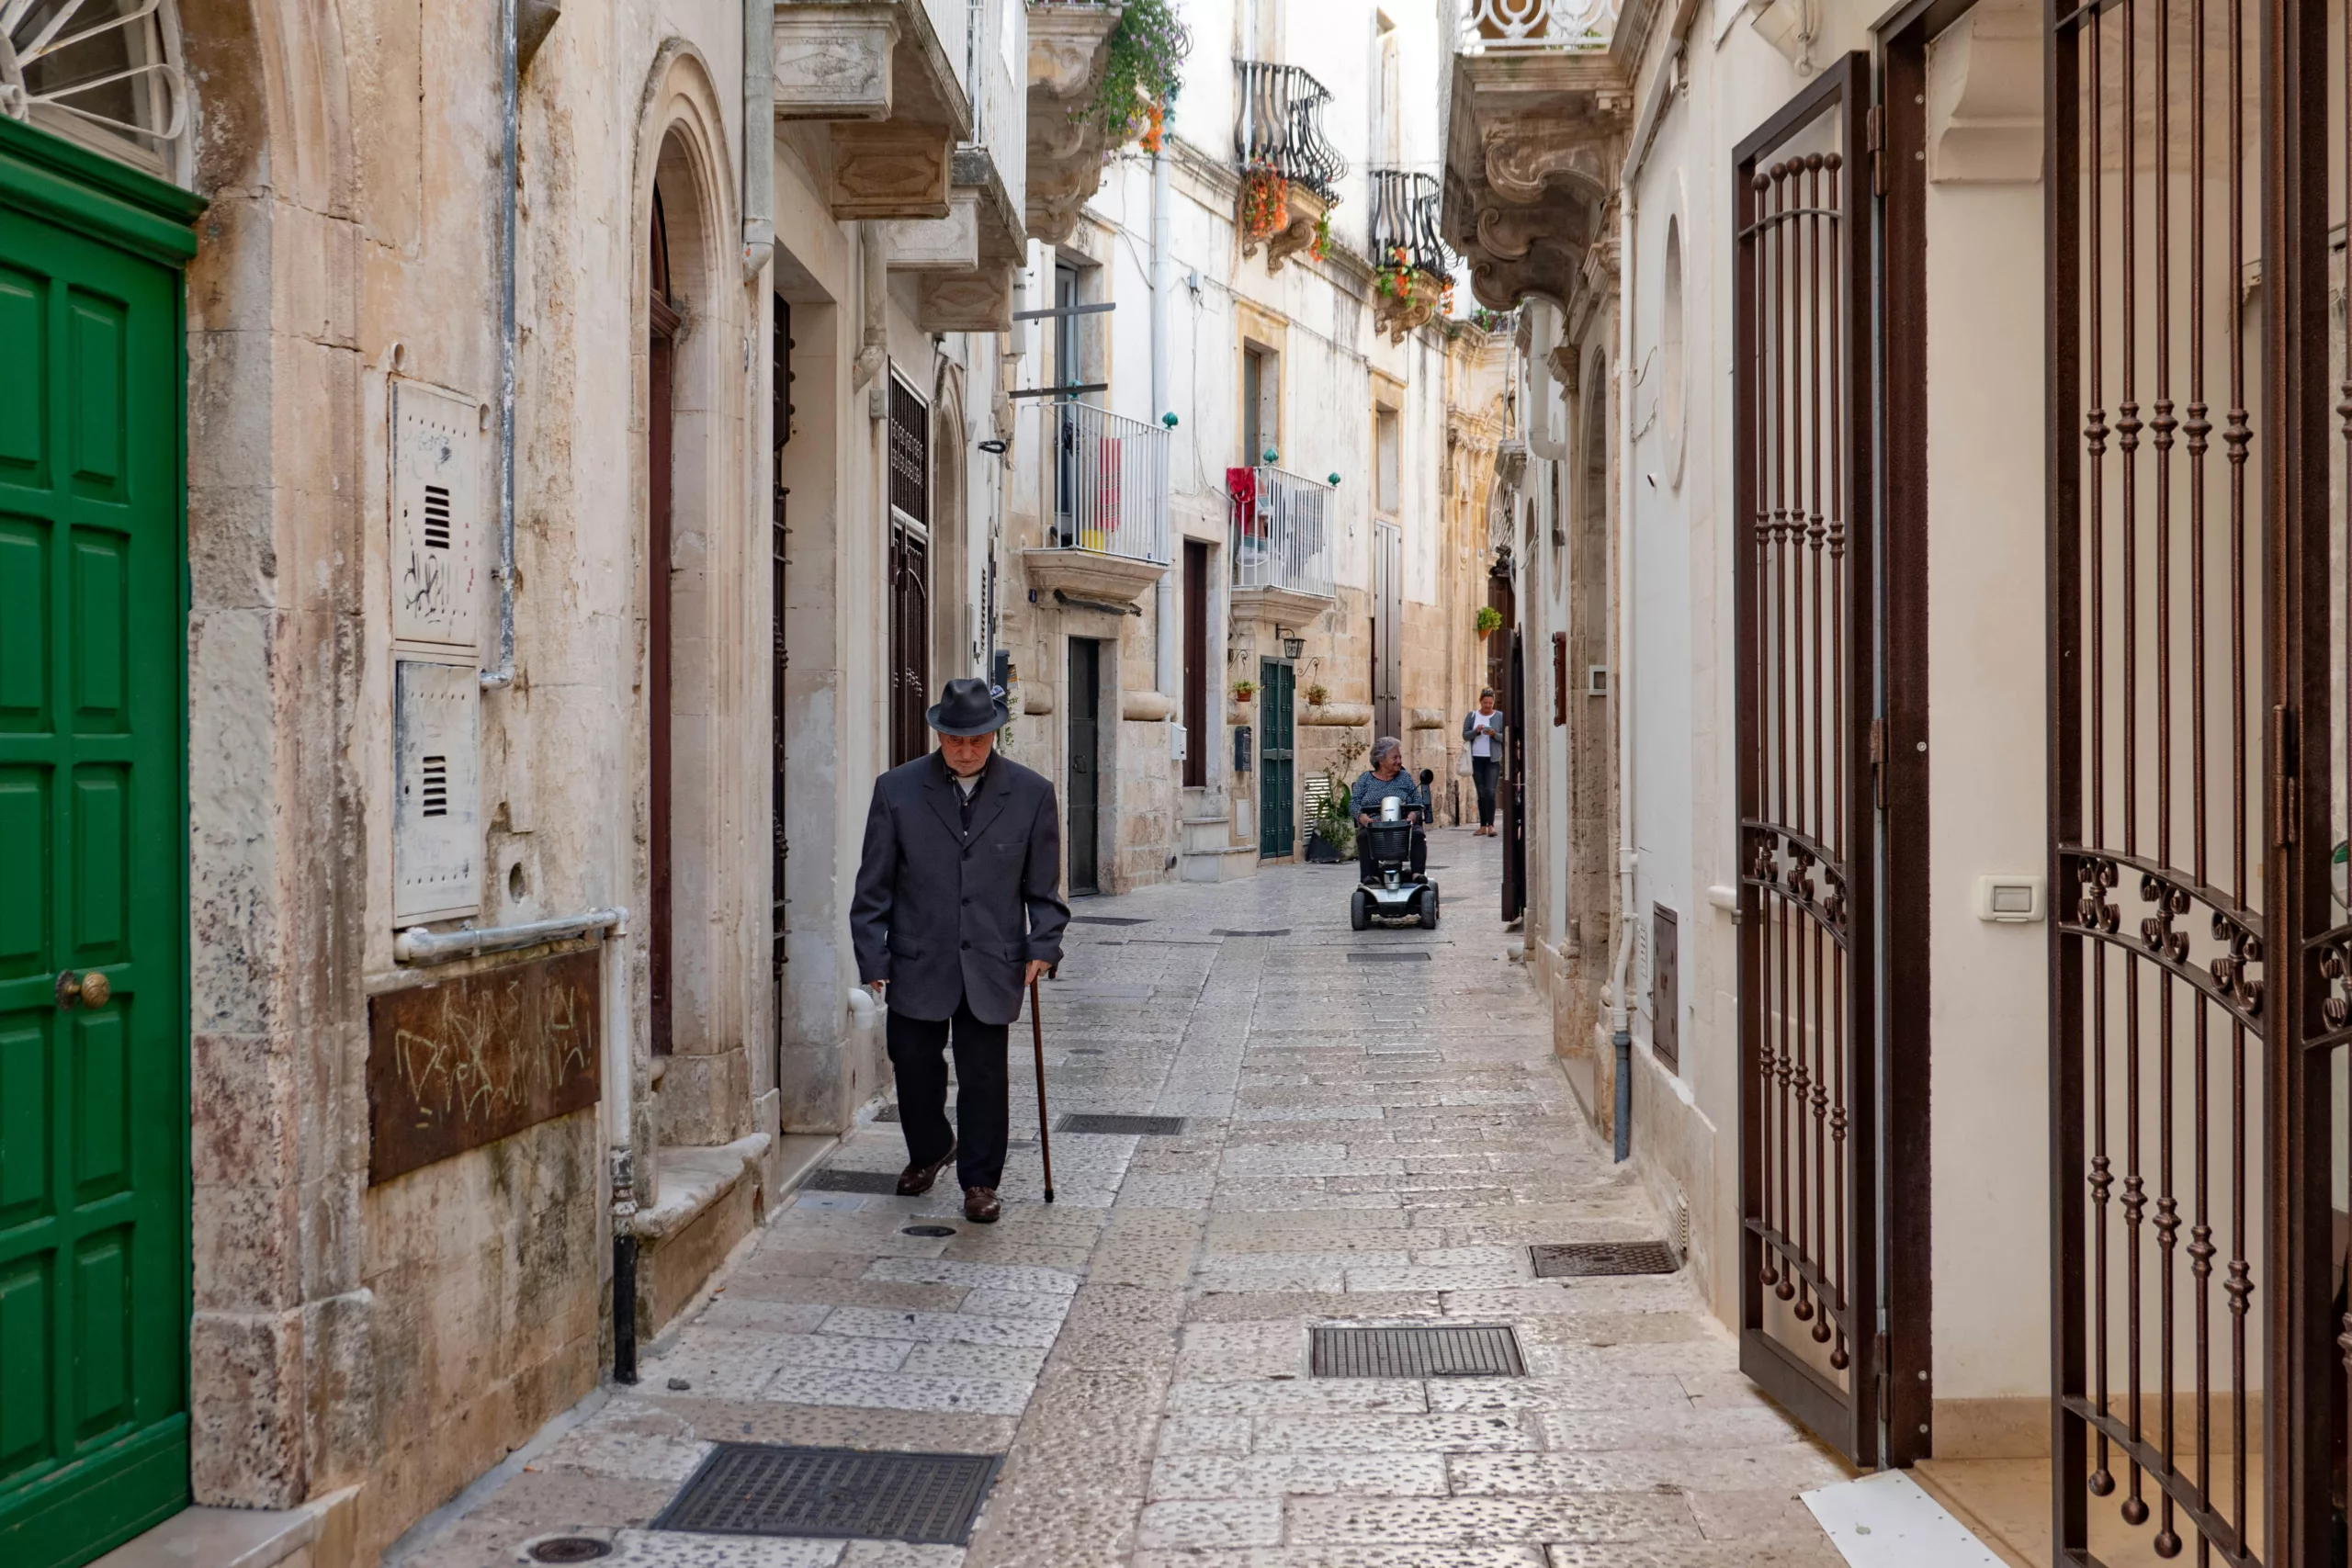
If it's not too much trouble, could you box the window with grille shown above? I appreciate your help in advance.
[888,371,931,767]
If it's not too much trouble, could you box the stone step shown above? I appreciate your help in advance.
[1180,844,1258,883]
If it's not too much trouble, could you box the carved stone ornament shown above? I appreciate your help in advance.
[1023,1,1123,243]
[920,266,1017,332]
[832,123,954,219]
[1482,118,1611,206]
[773,14,899,118]
[883,194,981,270]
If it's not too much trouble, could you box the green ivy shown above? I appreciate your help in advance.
[1087,0,1192,141]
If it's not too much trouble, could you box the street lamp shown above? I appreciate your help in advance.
[1282,633,1306,660]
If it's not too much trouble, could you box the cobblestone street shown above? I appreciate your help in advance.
[402,830,1851,1568]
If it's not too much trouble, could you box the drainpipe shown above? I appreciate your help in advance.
[1607,186,1637,1165]
[742,0,774,281]
[601,913,639,1382]
[1151,149,1175,701]
[852,227,888,413]
[482,0,521,691]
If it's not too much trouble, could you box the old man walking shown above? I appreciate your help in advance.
[851,677,1069,1223]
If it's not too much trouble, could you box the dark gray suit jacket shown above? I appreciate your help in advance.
[850,751,1070,1026]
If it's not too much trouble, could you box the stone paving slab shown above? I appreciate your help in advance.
[405,833,1846,1565]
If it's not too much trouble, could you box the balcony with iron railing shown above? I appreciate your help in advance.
[1368,170,1457,340]
[1023,401,1171,609]
[1228,466,1336,622]
[1234,61,1345,269]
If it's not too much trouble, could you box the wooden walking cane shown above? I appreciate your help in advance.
[1029,971,1056,1202]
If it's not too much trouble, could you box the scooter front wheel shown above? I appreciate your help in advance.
[1419,883,1441,930]
[1350,887,1371,931]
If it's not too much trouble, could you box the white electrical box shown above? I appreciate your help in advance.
[390,380,483,650]
[1170,722,1188,761]
[393,659,482,923]
[1975,874,2046,923]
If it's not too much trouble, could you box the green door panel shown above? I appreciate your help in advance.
[0,118,191,1568]
[1258,660,1294,858]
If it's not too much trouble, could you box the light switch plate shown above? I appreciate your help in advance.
[1975,874,2045,923]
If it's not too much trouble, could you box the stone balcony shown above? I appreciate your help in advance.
[772,0,974,220]
[1441,0,1643,311]
[1025,0,1124,243]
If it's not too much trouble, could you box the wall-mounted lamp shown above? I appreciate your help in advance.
[1281,634,1306,660]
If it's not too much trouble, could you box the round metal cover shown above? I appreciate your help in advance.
[901,1224,956,1237]
[526,1538,612,1563]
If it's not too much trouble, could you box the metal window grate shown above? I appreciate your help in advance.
[1311,1325,1524,1378]
[1530,1241,1681,1278]
[652,1444,1001,1545]
[1347,951,1430,963]
[1057,1113,1184,1135]
[803,1168,902,1194]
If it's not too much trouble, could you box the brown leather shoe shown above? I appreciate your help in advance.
[897,1138,956,1196]
[963,1187,1001,1224]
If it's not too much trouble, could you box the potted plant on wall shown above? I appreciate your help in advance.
[1304,682,1330,707]
[1232,678,1257,703]
[1476,605,1504,639]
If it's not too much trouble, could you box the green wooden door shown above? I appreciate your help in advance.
[0,118,198,1568]
[1257,660,1294,857]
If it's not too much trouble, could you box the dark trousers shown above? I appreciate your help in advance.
[887,995,1010,1190]
[1359,825,1427,883]
[1471,756,1499,827]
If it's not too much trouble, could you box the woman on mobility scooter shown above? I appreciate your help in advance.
[1349,738,1439,929]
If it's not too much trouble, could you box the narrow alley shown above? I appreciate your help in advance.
[400,834,1849,1568]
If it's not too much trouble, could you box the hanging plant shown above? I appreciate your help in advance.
[1088,0,1192,145]
[1476,605,1504,638]
[1309,212,1331,263]
[1240,162,1290,243]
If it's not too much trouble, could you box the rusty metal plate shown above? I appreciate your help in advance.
[1310,1325,1525,1378]
[367,948,601,1184]
[1530,1241,1681,1278]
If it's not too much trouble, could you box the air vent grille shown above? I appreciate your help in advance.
[421,755,448,817]
[423,483,452,549]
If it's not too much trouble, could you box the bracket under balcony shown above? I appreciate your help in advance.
[773,0,974,220]
[1024,0,1124,243]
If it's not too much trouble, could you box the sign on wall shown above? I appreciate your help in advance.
[366,948,602,1184]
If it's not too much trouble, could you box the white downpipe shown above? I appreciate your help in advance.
[852,228,888,408]
[741,0,774,280]
[1526,304,1569,465]
[601,913,636,1211]
[1151,150,1177,701]
[1607,186,1638,1162]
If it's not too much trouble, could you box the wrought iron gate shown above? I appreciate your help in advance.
[2048,0,2340,1558]
[1732,55,1883,1466]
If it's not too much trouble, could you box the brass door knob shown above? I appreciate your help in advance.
[53,971,109,1009]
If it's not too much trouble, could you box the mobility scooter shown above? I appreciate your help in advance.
[1351,794,1439,931]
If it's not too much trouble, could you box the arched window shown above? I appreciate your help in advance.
[5,0,192,185]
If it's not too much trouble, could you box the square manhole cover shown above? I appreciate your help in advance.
[1531,1241,1682,1278]
[1312,1325,1525,1378]
[1348,951,1431,963]
[802,1168,901,1195]
[653,1444,1001,1544]
[1057,1113,1185,1135]
[1069,915,1149,926]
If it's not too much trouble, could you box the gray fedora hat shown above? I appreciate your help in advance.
[926,675,1010,737]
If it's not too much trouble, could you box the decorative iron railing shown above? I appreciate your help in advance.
[1368,170,1455,279]
[1228,466,1336,598]
[1052,402,1170,562]
[1457,0,1616,51]
[1233,61,1344,201]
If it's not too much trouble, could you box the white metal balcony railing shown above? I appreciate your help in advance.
[1458,0,1617,51]
[1229,466,1336,599]
[1051,402,1170,562]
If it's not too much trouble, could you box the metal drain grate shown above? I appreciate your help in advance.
[1311,1325,1525,1378]
[1530,1240,1682,1278]
[1069,915,1149,926]
[1347,951,1431,963]
[1211,928,1292,937]
[525,1540,612,1564]
[653,1444,1001,1545]
[803,1168,901,1194]
[1057,1113,1185,1135]
[873,1107,900,1122]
